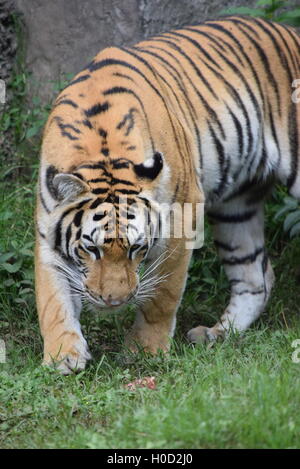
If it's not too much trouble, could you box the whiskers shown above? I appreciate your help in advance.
[54,258,85,297]
[133,247,177,306]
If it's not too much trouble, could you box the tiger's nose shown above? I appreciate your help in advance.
[102,294,124,307]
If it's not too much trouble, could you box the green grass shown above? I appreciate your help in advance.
[1,328,300,449]
[1,166,300,449]
[1,72,300,448]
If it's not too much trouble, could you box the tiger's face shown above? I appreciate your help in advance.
[46,153,167,310]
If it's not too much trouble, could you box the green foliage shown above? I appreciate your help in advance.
[0,72,50,180]
[220,0,300,26]
[274,196,300,238]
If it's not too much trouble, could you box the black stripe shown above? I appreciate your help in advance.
[78,162,111,178]
[171,182,180,204]
[39,190,51,213]
[138,196,151,209]
[262,249,268,274]
[287,101,299,189]
[111,178,135,186]
[64,74,91,89]
[45,165,59,200]
[65,224,72,257]
[73,144,84,151]
[85,102,111,117]
[55,99,78,109]
[226,106,244,158]
[236,289,264,296]
[99,128,107,138]
[115,188,140,195]
[61,123,81,134]
[112,160,130,170]
[113,72,136,82]
[214,240,239,252]
[229,278,243,286]
[54,118,80,141]
[222,247,264,265]
[72,172,84,181]
[54,207,74,250]
[207,121,230,198]
[82,119,93,129]
[90,198,104,210]
[117,107,137,135]
[93,213,106,221]
[73,210,84,227]
[37,228,46,239]
[91,188,108,195]
[88,178,107,184]
[268,105,281,169]
[208,210,256,223]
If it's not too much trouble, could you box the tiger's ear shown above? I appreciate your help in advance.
[53,173,90,202]
[134,152,163,180]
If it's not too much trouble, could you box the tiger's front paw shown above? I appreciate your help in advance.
[187,325,224,345]
[125,330,170,355]
[43,334,92,375]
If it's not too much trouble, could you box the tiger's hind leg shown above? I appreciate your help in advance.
[188,185,275,344]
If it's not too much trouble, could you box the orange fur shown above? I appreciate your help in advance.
[36,16,300,373]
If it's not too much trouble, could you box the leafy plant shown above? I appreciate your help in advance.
[274,197,300,238]
[220,0,300,26]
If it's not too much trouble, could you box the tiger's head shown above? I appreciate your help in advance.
[44,151,170,310]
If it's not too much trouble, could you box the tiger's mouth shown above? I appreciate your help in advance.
[84,286,139,310]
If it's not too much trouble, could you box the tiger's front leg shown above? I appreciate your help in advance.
[126,242,192,353]
[35,239,91,374]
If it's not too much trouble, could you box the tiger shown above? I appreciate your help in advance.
[36,15,300,374]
